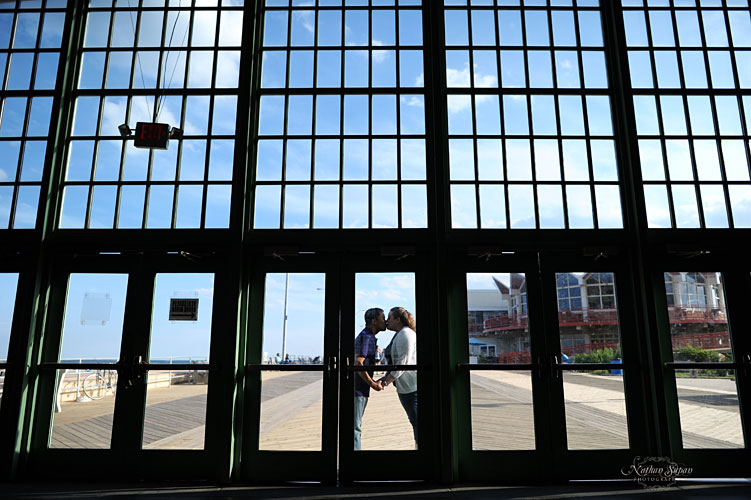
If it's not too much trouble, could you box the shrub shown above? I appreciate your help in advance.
[574,346,620,364]
[674,345,719,363]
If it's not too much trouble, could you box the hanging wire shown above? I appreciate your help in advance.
[127,0,152,121]
[156,0,189,121]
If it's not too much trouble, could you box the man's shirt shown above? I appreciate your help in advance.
[354,327,377,397]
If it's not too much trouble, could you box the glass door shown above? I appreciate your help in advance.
[244,254,434,482]
[244,256,339,482]
[0,273,22,413]
[455,253,553,480]
[456,253,648,480]
[654,259,751,477]
[338,258,434,481]
[31,253,231,479]
[540,254,648,477]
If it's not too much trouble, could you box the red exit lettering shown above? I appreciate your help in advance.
[140,123,167,141]
[134,122,170,150]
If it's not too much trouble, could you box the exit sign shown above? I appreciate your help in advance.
[134,122,170,150]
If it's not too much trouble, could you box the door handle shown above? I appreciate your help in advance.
[326,356,338,379]
[535,355,544,379]
[551,354,560,379]
[345,357,350,380]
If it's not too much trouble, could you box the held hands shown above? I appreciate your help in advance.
[371,379,384,391]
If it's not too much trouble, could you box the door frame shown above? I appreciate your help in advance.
[453,250,652,481]
[647,252,751,477]
[26,251,239,481]
[242,249,439,482]
[537,251,652,478]
[0,252,38,479]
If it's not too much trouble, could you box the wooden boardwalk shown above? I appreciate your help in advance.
[49,371,745,451]
[51,384,209,449]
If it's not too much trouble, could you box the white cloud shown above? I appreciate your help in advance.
[372,48,391,64]
[447,94,471,114]
[446,63,471,87]
[403,95,424,108]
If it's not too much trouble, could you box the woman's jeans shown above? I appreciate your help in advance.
[398,391,418,446]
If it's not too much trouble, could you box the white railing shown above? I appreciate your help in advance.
[55,357,210,406]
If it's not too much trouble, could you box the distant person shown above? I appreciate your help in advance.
[354,308,387,450]
[283,354,291,364]
[375,346,383,365]
[379,307,418,448]
[274,353,281,364]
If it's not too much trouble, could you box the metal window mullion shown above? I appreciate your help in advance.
[554,108,569,231]
[273,7,294,230]
[464,6,482,229]
[309,8,319,229]
[544,6,569,230]
[83,93,110,230]
[201,6,223,230]
[338,7,345,229]
[693,3,718,228]
[394,5,403,229]
[518,6,542,230]
[149,2,170,193]
[489,4,509,229]
[173,7,191,224]
[8,51,26,226]
[643,5,678,229]
[718,5,745,229]
[573,4,598,229]
[170,8,198,229]
[368,8,373,230]
[667,3,707,229]
[0,48,11,91]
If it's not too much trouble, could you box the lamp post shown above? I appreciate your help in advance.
[281,273,290,360]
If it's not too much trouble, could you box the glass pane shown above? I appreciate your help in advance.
[663,272,742,449]
[562,371,629,449]
[675,369,744,449]
[466,273,529,365]
[665,272,731,361]
[0,273,19,410]
[470,369,535,451]
[142,274,214,450]
[555,272,621,362]
[259,273,325,451]
[50,273,129,449]
[0,273,19,363]
[355,272,417,450]
[554,272,628,449]
[465,273,535,450]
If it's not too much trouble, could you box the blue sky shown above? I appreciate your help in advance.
[0,273,19,362]
[262,272,416,360]
[58,273,213,361]
[31,271,417,362]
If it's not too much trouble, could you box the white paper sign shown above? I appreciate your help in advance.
[80,292,112,326]
[169,298,199,321]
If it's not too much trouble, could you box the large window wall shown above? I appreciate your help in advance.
[0,0,65,229]
[253,0,428,229]
[0,0,750,484]
[444,0,623,229]
[624,0,751,228]
[58,0,243,230]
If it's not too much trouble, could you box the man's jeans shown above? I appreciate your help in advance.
[398,391,418,446]
[354,396,368,450]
